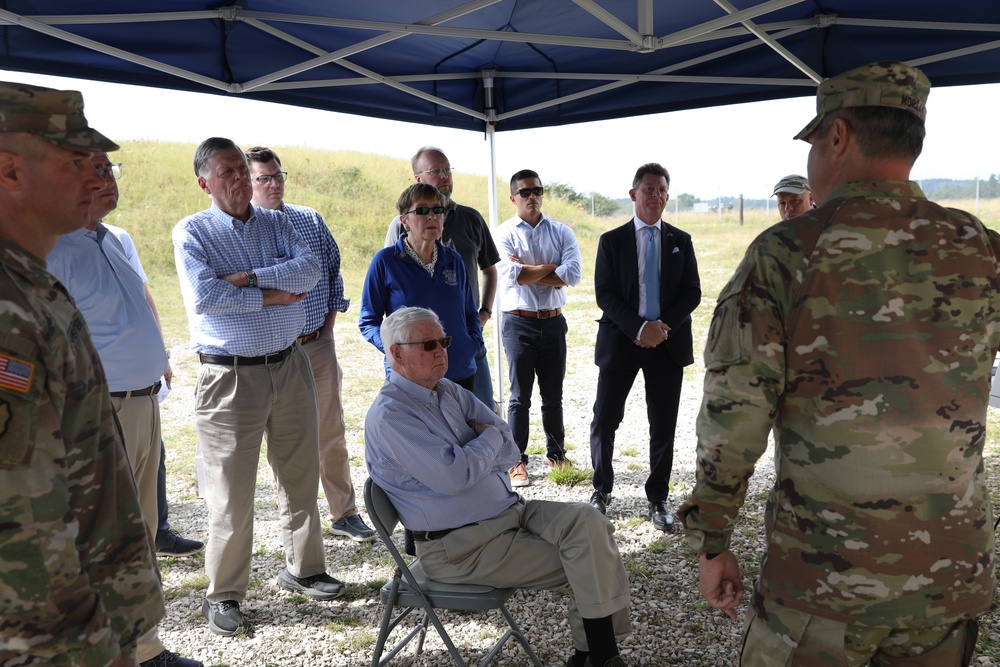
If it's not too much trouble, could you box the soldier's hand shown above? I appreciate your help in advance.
[699,551,745,620]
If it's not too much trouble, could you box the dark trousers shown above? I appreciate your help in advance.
[501,312,567,462]
[156,439,169,535]
[589,352,683,502]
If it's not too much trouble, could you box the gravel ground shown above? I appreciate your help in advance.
[155,313,1000,667]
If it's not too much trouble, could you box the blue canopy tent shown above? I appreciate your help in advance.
[3,0,999,222]
[4,0,997,401]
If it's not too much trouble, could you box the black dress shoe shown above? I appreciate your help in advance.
[648,501,676,532]
[589,490,610,515]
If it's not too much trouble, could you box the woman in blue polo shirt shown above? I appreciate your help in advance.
[359,183,482,390]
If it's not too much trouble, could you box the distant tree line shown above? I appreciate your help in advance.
[919,176,1000,200]
[546,181,631,217]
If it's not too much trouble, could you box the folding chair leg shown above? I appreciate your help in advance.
[500,604,543,666]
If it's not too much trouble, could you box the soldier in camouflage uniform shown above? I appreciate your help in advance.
[0,82,164,666]
[678,61,998,666]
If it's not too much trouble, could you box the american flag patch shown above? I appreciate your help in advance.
[0,353,33,393]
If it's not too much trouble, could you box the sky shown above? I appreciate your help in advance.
[3,69,999,201]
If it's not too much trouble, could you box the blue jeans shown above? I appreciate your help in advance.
[472,342,495,410]
[501,313,567,462]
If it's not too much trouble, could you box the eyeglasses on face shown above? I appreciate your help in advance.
[419,167,454,177]
[398,336,452,351]
[516,186,544,198]
[403,205,446,216]
[252,171,288,185]
[95,163,123,181]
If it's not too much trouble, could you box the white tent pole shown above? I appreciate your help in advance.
[486,119,505,412]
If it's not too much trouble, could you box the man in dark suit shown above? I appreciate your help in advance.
[588,163,701,532]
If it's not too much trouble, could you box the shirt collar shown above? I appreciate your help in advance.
[632,216,660,233]
[388,370,441,404]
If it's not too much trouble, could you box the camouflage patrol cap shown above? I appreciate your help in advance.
[0,81,118,151]
[794,61,930,141]
[772,174,810,196]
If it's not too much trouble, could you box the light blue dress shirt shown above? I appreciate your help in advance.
[47,224,168,392]
[172,203,320,356]
[365,372,520,531]
[493,214,582,312]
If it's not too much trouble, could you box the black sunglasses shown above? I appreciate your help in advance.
[398,336,452,351]
[403,206,446,216]
[516,186,544,198]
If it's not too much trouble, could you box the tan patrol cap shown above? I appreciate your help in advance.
[794,61,930,141]
[772,174,810,196]
[0,81,118,152]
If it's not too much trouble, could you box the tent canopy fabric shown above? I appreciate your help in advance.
[1,1,998,132]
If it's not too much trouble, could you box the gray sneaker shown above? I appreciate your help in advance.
[330,514,377,542]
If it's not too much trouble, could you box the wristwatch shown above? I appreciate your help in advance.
[479,306,492,316]
[245,269,257,288]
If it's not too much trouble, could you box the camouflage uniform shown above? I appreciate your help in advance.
[0,239,164,665]
[678,179,998,630]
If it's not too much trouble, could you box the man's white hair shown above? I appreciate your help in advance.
[381,307,443,369]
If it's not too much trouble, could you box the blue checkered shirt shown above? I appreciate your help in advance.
[173,203,320,356]
[282,203,350,335]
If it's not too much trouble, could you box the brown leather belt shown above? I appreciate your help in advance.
[110,381,162,399]
[505,308,562,320]
[199,344,295,367]
[297,329,321,345]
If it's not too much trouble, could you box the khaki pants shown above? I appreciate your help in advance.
[111,393,165,661]
[302,336,357,521]
[195,345,326,602]
[741,598,979,667]
[417,499,631,651]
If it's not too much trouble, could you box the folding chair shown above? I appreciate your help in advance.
[364,478,543,667]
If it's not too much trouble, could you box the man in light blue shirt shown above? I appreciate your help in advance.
[246,145,375,544]
[366,307,631,667]
[173,137,343,638]
[494,169,582,488]
[48,152,202,667]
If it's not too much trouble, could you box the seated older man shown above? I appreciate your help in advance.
[365,306,632,667]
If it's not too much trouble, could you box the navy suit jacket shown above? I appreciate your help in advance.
[593,219,701,369]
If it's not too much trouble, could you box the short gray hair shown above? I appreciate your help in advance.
[382,307,443,368]
[194,137,242,176]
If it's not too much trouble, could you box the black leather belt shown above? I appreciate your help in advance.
[411,527,460,541]
[297,329,321,345]
[505,308,561,320]
[110,381,162,399]
[199,344,295,367]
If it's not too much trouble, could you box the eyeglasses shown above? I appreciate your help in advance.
[398,336,452,351]
[516,186,544,198]
[95,163,123,181]
[418,167,454,177]
[403,206,446,216]
[252,171,288,185]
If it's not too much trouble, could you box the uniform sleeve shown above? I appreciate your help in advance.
[0,336,127,665]
[677,239,788,553]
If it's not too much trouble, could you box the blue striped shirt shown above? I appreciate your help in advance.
[172,203,320,356]
[282,203,350,335]
[365,372,520,531]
